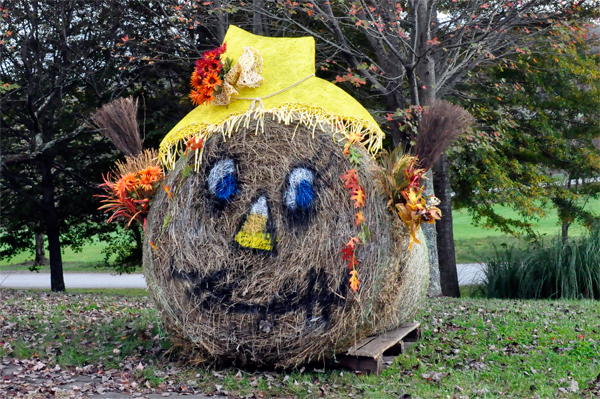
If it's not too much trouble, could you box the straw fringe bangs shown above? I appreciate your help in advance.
[159,103,385,170]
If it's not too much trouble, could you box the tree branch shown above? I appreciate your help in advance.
[1,125,89,167]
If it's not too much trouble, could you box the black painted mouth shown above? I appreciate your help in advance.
[169,261,347,325]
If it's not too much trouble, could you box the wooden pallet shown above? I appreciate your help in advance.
[332,322,421,374]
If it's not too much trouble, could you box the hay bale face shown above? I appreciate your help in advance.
[144,123,429,368]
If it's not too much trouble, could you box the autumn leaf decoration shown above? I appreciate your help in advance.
[340,168,366,292]
[341,237,361,292]
[377,147,442,250]
[343,131,364,156]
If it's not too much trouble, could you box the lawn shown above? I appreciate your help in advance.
[2,199,598,270]
[1,288,598,398]
[452,198,598,263]
[0,239,128,273]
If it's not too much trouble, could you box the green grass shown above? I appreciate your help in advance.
[0,239,140,273]
[1,239,107,265]
[1,289,598,397]
[452,206,591,241]
[42,288,149,296]
[453,198,599,263]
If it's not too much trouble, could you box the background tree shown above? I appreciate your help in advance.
[0,0,222,287]
[451,26,600,242]
[0,0,180,290]
[1,1,113,291]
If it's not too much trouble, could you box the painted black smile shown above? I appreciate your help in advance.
[169,261,347,325]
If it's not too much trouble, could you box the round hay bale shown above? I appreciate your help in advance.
[143,121,429,368]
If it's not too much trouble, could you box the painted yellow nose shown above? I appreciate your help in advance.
[235,196,273,251]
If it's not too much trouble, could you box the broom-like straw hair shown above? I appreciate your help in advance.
[413,100,475,170]
[91,97,143,156]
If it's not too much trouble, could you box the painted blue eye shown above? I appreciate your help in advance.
[208,159,237,201]
[285,168,314,211]
[296,180,314,209]
[215,173,237,201]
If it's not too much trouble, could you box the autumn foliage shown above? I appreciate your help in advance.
[377,148,441,249]
[340,169,367,292]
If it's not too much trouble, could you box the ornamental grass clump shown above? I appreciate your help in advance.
[484,223,600,299]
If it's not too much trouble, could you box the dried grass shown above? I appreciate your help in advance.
[113,148,160,177]
[143,121,429,368]
[91,97,142,156]
[413,100,475,170]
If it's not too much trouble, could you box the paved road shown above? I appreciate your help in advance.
[0,271,146,289]
[456,263,486,286]
[0,264,486,289]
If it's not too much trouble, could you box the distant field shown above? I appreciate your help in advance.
[2,198,598,269]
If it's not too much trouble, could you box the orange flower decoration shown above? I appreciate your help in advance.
[190,71,202,91]
[201,88,215,104]
[202,50,217,61]
[190,43,228,106]
[207,59,221,72]
[196,59,214,76]
[113,172,137,196]
[203,72,221,90]
[190,90,204,106]
[122,173,138,191]
[137,165,163,191]
[97,149,164,229]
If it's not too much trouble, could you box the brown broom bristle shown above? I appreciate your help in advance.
[91,97,143,156]
[413,100,475,170]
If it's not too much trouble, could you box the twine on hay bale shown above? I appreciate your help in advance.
[143,120,429,368]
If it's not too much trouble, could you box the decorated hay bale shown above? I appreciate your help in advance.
[96,26,450,369]
[143,120,429,367]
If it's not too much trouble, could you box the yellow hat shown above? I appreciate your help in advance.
[159,25,384,168]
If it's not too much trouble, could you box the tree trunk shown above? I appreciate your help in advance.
[561,222,570,243]
[40,159,65,292]
[414,0,442,297]
[560,177,572,244]
[34,231,46,265]
[423,170,441,297]
[433,154,460,297]
[415,0,435,106]
[212,0,228,42]
[252,0,268,36]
